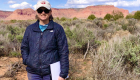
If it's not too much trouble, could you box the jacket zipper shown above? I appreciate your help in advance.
[39,32,43,75]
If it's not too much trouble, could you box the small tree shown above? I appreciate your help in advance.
[87,14,96,20]
[104,13,113,20]
[73,17,78,20]
[126,14,134,19]
[60,17,67,21]
[134,11,140,20]
[56,17,59,20]
[112,11,124,20]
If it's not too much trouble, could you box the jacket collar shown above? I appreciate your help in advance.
[32,20,54,32]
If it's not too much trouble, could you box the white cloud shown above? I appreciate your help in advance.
[33,5,36,10]
[63,0,140,8]
[9,2,33,9]
[66,0,116,5]
[105,0,140,7]
[8,0,16,4]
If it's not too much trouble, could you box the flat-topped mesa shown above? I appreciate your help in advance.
[5,8,36,20]
[86,5,115,8]
[15,8,35,16]
[0,11,12,20]
[4,5,129,20]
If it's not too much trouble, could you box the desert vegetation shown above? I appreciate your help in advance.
[1,11,140,80]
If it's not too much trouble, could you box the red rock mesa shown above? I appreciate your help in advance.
[4,5,129,20]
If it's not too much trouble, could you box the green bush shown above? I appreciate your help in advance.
[7,25,20,35]
[8,34,15,41]
[98,36,140,74]
[122,38,140,71]
[64,26,96,52]
[9,51,21,57]
[104,14,113,20]
[56,17,59,20]
[0,31,7,36]
[87,14,96,20]
[126,14,134,19]
[65,27,73,39]
[112,11,124,20]
[73,17,78,20]
[103,24,108,29]
[60,17,67,21]
[10,20,17,23]
[16,35,23,43]
[134,11,140,20]
[122,24,127,30]
[0,20,4,23]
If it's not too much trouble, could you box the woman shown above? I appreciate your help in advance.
[21,0,69,80]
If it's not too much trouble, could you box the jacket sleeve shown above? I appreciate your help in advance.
[56,25,69,79]
[21,27,30,65]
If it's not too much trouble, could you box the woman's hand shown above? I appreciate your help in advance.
[58,76,65,80]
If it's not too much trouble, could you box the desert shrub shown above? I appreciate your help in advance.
[0,20,4,23]
[85,22,97,28]
[18,20,33,28]
[62,21,72,28]
[126,14,134,19]
[73,17,78,20]
[54,19,61,24]
[93,19,103,28]
[60,17,67,21]
[56,17,59,20]
[6,25,23,42]
[4,62,24,78]
[103,24,108,29]
[16,35,23,43]
[71,20,82,26]
[134,11,140,20]
[127,26,137,34]
[112,11,124,20]
[8,34,15,42]
[10,20,17,23]
[65,26,97,54]
[9,51,21,57]
[7,25,20,35]
[0,31,7,36]
[104,13,113,20]
[87,14,96,20]
[90,35,140,80]
[65,27,73,39]
[0,46,5,57]
[127,18,137,26]
[119,19,138,33]
[122,24,128,30]
[110,18,115,21]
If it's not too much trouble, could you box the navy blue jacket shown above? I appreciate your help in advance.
[21,20,69,78]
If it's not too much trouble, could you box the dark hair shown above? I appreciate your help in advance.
[35,10,53,21]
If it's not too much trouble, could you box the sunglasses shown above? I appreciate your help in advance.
[37,9,50,14]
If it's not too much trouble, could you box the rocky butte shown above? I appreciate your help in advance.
[5,8,36,20]
[4,5,129,20]
[0,10,12,20]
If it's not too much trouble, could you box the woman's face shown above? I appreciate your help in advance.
[36,7,52,21]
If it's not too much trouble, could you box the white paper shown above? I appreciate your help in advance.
[50,61,61,80]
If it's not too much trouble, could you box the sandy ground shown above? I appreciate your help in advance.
[0,57,28,80]
[0,54,92,80]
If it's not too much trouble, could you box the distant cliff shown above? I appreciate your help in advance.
[52,5,129,19]
[0,11,12,20]
[4,5,129,20]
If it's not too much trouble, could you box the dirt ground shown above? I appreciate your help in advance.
[0,54,92,80]
[0,57,28,80]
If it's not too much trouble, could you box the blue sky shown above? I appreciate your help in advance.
[0,0,140,13]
